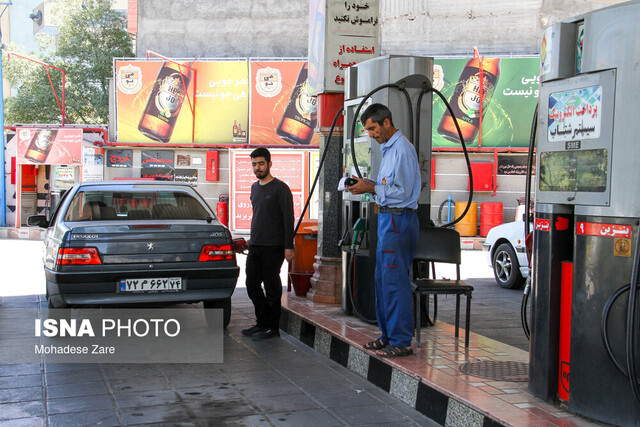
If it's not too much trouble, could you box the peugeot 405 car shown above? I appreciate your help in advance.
[27,181,239,328]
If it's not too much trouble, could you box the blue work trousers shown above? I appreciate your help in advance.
[375,211,419,347]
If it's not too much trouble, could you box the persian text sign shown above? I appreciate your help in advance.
[548,86,602,142]
[308,0,380,93]
[16,128,82,165]
[230,150,308,231]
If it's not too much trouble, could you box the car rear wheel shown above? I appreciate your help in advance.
[204,297,231,329]
[492,243,525,289]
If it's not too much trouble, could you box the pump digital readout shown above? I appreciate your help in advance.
[539,149,607,193]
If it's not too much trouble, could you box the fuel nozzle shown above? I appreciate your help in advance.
[351,218,367,250]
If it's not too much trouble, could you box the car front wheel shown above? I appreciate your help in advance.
[492,243,525,289]
[204,297,231,329]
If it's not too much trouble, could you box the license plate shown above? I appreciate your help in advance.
[119,277,182,293]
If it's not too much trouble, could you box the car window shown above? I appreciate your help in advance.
[64,190,211,221]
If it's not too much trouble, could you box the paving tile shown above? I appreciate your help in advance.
[46,380,109,399]
[114,389,181,408]
[0,401,45,421]
[248,393,320,413]
[234,380,302,398]
[120,403,191,425]
[0,375,41,390]
[265,409,343,427]
[44,369,102,385]
[175,385,243,402]
[184,399,257,420]
[48,409,119,427]
[310,390,384,409]
[108,375,168,393]
[193,414,272,427]
[0,418,45,427]
[0,365,41,377]
[46,394,114,415]
[332,404,410,425]
[0,386,42,404]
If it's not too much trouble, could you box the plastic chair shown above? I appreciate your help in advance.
[412,227,474,347]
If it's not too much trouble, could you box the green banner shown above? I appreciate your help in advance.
[432,57,540,148]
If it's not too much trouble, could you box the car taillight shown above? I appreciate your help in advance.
[57,247,102,265]
[199,244,234,261]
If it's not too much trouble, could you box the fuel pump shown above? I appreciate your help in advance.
[529,2,640,424]
[340,56,434,321]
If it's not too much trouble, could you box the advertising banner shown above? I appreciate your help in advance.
[432,57,540,148]
[115,59,249,145]
[230,150,308,231]
[249,60,320,147]
[16,128,83,165]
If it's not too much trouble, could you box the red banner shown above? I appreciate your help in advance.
[16,128,83,165]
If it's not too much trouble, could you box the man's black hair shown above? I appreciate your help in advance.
[360,103,394,128]
[250,147,271,162]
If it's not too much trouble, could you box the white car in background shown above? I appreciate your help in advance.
[483,219,531,289]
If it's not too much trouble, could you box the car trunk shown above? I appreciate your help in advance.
[66,223,231,264]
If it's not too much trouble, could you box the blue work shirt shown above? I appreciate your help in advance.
[373,130,421,209]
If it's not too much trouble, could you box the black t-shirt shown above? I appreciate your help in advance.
[249,178,294,249]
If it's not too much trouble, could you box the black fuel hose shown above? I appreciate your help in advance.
[601,230,640,406]
[346,248,377,324]
[416,87,473,228]
[293,106,344,236]
[626,230,640,403]
[348,83,413,179]
[521,105,538,340]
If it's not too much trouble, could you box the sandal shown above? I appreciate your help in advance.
[376,345,414,358]
[363,338,387,350]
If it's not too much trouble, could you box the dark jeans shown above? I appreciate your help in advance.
[245,245,285,330]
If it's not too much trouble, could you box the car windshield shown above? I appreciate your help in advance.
[64,190,211,221]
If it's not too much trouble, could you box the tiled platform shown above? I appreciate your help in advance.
[279,293,602,427]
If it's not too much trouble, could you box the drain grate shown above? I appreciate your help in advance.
[459,361,529,382]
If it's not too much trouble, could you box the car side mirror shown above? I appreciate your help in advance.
[27,215,49,228]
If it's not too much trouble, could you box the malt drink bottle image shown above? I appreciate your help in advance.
[277,63,317,145]
[138,61,193,143]
[24,129,58,163]
[437,57,500,143]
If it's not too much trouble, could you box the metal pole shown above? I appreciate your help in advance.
[0,19,7,226]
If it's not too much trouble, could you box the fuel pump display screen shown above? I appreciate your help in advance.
[344,140,372,177]
[539,149,607,192]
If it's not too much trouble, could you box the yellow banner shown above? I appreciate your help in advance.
[115,60,249,144]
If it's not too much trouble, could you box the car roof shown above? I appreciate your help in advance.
[73,181,196,190]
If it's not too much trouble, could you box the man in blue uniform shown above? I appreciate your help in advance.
[347,103,421,357]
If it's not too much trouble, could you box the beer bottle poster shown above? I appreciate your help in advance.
[249,60,320,146]
[115,59,249,145]
[431,57,540,148]
[16,128,83,165]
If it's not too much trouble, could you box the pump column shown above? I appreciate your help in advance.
[306,93,345,304]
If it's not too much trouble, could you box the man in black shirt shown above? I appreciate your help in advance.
[242,147,295,339]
